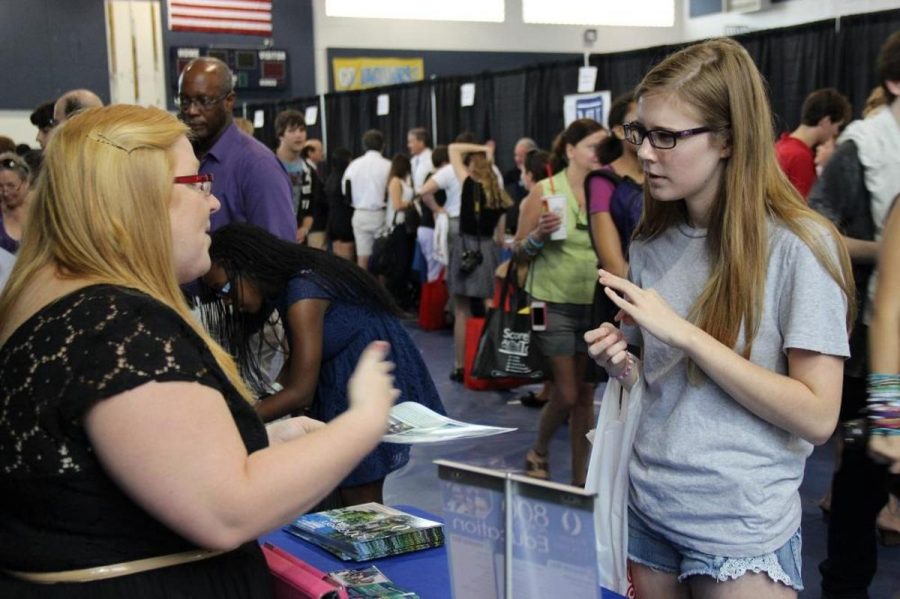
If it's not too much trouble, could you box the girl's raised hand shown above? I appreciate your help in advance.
[584,323,630,378]
[598,269,691,348]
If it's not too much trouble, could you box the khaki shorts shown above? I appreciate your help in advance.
[351,208,386,256]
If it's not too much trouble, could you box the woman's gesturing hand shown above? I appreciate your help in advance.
[265,416,326,446]
[348,341,401,419]
[597,269,692,349]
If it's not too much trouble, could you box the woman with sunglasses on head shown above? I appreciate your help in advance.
[0,105,400,598]
[585,39,855,597]
[202,223,445,507]
[515,119,608,486]
[0,152,31,254]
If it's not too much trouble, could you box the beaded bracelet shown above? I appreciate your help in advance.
[614,353,634,382]
[867,373,900,436]
[523,233,545,256]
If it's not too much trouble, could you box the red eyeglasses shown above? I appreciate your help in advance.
[173,173,213,196]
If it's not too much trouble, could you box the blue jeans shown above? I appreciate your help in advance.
[627,508,803,591]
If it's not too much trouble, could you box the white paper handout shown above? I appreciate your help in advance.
[384,402,515,444]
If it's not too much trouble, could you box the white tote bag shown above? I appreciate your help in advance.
[585,376,643,596]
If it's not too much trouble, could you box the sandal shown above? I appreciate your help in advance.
[519,391,549,409]
[525,449,550,480]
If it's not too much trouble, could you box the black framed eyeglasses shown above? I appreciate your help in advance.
[174,173,214,196]
[0,180,24,194]
[176,93,230,111]
[623,122,713,150]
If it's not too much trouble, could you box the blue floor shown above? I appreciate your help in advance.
[385,324,900,598]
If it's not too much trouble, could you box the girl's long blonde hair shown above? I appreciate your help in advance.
[0,104,253,402]
[632,38,855,362]
[466,153,511,210]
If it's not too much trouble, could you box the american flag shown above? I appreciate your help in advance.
[167,0,273,36]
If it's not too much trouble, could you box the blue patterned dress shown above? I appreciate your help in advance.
[278,275,445,487]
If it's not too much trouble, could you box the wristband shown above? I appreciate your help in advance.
[867,373,900,436]
[614,353,633,382]
[527,233,545,248]
[522,234,545,257]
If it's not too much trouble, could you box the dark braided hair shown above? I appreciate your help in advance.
[209,223,399,313]
[203,223,400,394]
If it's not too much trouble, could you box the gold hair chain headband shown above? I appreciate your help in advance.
[87,132,141,154]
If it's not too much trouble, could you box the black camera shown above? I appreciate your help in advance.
[459,249,483,275]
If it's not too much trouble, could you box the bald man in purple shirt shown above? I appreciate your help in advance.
[178,57,295,241]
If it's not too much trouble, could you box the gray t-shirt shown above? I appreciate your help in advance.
[625,219,849,557]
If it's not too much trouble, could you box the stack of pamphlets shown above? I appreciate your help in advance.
[328,565,419,598]
[285,503,444,561]
[383,402,516,444]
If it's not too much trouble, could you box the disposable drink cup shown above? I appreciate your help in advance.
[543,194,568,240]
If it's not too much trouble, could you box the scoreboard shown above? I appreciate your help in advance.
[172,47,288,91]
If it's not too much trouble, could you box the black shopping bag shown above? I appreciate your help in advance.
[471,257,546,381]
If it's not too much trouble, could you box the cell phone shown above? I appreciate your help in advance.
[530,301,547,331]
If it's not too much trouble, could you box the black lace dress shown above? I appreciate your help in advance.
[0,285,273,598]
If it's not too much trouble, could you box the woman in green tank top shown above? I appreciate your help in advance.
[514,118,608,486]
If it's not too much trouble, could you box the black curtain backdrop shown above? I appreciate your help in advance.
[245,9,900,173]
[323,82,433,159]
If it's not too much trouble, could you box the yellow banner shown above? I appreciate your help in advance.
[332,57,425,91]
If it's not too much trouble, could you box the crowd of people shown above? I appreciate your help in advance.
[0,31,898,599]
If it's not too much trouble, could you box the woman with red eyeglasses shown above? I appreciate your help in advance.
[0,105,398,598]
[0,152,31,254]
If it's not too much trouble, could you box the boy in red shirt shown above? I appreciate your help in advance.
[775,88,851,199]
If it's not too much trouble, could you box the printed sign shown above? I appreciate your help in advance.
[304,105,318,126]
[508,475,608,599]
[578,66,598,93]
[332,57,425,91]
[377,94,390,116]
[563,91,612,128]
[438,461,507,599]
[460,83,476,107]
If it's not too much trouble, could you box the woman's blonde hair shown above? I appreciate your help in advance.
[0,104,253,401]
[632,38,855,365]
[465,153,511,210]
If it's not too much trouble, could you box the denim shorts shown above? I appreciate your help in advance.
[531,302,593,356]
[627,508,803,591]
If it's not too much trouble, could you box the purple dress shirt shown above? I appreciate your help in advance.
[200,123,296,241]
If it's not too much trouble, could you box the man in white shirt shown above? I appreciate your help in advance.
[407,127,433,193]
[342,129,391,268]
